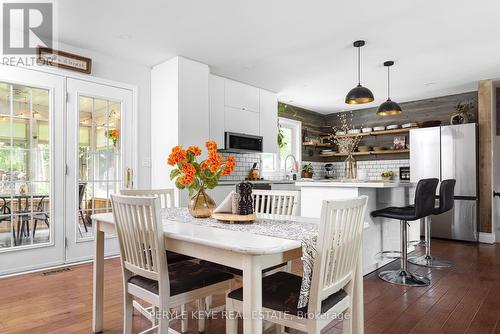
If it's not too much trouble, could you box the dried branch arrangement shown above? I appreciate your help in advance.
[329,112,363,154]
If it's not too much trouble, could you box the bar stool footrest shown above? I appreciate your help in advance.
[408,255,452,268]
[375,250,401,260]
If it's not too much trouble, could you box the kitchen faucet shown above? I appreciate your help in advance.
[284,154,297,179]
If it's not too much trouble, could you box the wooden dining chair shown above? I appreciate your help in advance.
[121,189,175,210]
[119,189,198,332]
[226,196,368,334]
[203,189,300,278]
[111,194,234,334]
[252,189,300,219]
[120,189,192,260]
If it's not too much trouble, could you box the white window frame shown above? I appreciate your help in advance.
[278,117,301,172]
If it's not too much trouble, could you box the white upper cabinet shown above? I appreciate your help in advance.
[259,89,278,154]
[209,74,278,152]
[209,74,225,147]
[224,79,260,112]
[225,106,260,135]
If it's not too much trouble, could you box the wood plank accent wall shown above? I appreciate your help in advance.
[325,91,478,161]
[278,103,327,162]
[280,91,478,162]
[478,80,493,233]
[325,91,478,128]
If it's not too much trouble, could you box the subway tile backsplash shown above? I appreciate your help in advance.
[313,159,410,180]
[220,152,261,181]
[219,152,409,181]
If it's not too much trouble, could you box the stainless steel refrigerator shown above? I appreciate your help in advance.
[410,123,478,242]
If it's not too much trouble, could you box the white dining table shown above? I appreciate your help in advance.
[91,212,364,334]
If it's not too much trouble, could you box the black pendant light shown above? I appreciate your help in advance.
[345,40,374,105]
[377,61,402,116]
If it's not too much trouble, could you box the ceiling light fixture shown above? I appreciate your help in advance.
[376,61,402,116]
[345,40,374,105]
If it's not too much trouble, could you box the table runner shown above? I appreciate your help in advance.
[161,207,318,308]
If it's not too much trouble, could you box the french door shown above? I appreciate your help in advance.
[0,65,65,275]
[65,78,134,262]
[0,66,135,274]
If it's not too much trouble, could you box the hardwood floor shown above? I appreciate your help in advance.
[0,239,498,333]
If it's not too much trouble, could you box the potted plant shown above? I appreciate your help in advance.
[168,141,235,218]
[381,171,394,181]
[301,163,314,179]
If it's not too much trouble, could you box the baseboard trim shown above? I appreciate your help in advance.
[478,232,495,244]
[0,253,120,278]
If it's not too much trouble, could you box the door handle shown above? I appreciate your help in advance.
[494,191,500,198]
[125,168,133,189]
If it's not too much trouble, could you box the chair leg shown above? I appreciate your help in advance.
[408,216,452,268]
[124,293,133,334]
[180,304,188,333]
[342,307,353,334]
[197,298,206,333]
[378,220,430,286]
[205,295,212,310]
[12,224,17,246]
[225,297,238,334]
[32,220,38,238]
[16,218,22,244]
[80,210,88,232]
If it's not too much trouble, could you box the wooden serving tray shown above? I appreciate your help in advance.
[211,212,256,224]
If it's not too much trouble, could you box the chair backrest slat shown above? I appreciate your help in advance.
[120,188,175,209]
[251,190,299,219]
[307,196,368,315]
[111,194,168,282]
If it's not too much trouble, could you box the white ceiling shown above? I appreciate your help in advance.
[57,0,500,114]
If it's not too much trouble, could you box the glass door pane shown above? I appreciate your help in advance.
[77,96,121,241]
[65,77,133,262]
[0,82,51,249]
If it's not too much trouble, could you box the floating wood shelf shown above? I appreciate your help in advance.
[302,142,333,147]
[319,149,410,157]
[331,127,418,139]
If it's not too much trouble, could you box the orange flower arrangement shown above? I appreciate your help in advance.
[168,141,236,195]
[105,129,120,146]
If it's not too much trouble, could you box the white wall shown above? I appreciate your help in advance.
[3,42,152,188]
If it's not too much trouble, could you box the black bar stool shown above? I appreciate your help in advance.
[409,179,456,268]
[371,178,439,286]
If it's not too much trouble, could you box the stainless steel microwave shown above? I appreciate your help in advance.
[224,132,263,153]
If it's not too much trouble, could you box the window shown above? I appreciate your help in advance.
[276,117,302,171]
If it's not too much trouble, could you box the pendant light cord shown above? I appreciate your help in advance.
[357,46,361,85]
[387,66,390,99]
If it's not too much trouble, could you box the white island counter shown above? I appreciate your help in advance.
[296,179,418,275]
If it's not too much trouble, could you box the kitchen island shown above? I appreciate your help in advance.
[296,179,417,274]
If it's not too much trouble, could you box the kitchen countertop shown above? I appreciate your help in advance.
[295,179,413,188]
[218,179,296,185]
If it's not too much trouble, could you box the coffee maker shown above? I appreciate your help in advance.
[324,164,335,179]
